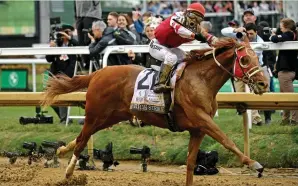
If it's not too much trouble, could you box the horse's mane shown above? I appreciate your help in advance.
[185,37,239,63]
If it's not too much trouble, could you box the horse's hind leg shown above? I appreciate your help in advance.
[65,127,93,178]
[65,112,104,178]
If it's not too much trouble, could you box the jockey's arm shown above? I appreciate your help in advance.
[170,12,195,39]
[201,31,218,46]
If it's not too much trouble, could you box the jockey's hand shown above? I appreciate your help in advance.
[127,50,135,60]
[196,24,202,34]
[194,33,207,42]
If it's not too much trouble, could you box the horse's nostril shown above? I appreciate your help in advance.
[257,82,265,87]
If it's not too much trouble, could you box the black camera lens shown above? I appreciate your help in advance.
[23,142,37,150]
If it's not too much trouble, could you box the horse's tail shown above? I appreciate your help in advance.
[41,72,96,106]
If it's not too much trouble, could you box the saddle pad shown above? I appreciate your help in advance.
[130,63,187,114]
[130,69,167,114]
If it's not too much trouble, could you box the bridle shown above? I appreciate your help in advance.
[211,44,263,91]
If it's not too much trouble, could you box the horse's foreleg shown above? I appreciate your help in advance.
[200,114,263,175]
[57,139,76,157]
[186,131,205,186]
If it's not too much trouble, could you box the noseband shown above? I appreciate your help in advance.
[211,44,263,90]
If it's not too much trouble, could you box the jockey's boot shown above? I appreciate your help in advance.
[153,63,173,93]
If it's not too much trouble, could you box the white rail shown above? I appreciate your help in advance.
[1,41,298,91]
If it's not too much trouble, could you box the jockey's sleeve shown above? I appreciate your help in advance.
[205,33,218,46]
[170,13,195,39]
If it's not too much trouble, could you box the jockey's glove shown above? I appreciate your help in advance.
[194,33,207,43]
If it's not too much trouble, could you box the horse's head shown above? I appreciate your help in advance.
[233,36,268,94]
[211,37,268,95]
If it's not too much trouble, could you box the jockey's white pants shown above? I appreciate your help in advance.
[148,39,185,66]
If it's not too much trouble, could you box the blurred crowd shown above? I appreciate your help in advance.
[135,1,281,15]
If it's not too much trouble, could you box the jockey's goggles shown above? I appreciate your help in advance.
[187,11,204,23]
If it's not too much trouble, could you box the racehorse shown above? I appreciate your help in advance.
[42,37,268,186]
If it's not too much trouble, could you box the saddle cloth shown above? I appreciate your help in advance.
[130,62,186,114]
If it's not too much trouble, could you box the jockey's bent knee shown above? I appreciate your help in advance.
[164,52,178,66]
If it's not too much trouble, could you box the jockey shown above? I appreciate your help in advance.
[149,2,217,93]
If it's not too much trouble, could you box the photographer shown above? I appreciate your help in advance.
[45,24,78,124]
[75,0,102,70]
[88,20,122,66]
[270,18,298,125]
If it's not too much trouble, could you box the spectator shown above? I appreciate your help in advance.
[252,1,260,15]
[228,19,240,29]
[270,18,298,125]
[201,21,213,34]
[75,0,102,70]
[128,16,162,67]
[114,14,137,65]
[88,21,120,66]
[126,13,142,43]
[131,10,145,38]
[45,24,78,124]
[258,21,277,124]
[205,2,214,13]
[116,14,137,43]
[142,12,153,24]
[242,8,257,24]
[107,12,118,28]
[260,0,269,11]
[258,21,276,92]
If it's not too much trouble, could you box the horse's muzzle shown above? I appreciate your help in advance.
[253,81,269,95]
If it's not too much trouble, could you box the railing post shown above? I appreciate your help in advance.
[32,63,36,92]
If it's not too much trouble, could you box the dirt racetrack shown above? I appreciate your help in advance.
[0,157,297,186]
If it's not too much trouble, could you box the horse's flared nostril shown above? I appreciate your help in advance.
[257,81,268,91]
[257,82,265,87]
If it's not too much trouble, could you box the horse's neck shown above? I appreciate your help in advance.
[187,50,234,96]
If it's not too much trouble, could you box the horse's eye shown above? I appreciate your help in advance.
[239,56,251,68]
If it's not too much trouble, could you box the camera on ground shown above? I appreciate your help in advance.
[19,111,53,125]
[130,146,151,172]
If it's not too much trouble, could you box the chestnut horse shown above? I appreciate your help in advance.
[42,38,268,186]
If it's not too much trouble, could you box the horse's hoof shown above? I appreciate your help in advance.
[65,173,72,179]
[250,162,264,178]
[257,167,264,178]
[56,146,66,157]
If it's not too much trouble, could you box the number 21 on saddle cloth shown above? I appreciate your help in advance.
[130,62,187,115]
